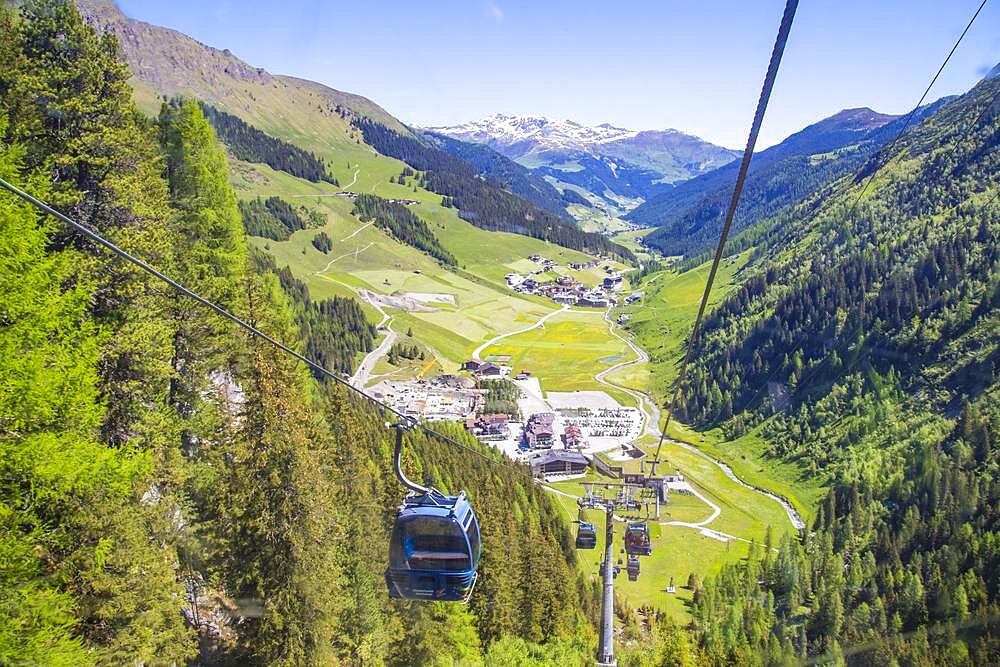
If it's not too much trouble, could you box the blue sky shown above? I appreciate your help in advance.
[117,0,999,149]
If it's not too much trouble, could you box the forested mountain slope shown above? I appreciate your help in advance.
[629,104,949,259]
[0,4,599,664]
[74,0,632,263]
[420,129,574,219]
[662,70,1000,663]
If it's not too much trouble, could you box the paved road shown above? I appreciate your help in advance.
[350,293,394,388]
[595,308,662,439]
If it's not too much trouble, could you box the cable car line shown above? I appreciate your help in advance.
[649,0,991,474]
[648,0,799,475]
[0,176,532,482]
[724,24,1000,423]
[844,0,989,222]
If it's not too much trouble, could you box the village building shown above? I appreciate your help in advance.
[625,292,643,304]
[522,412,556,449]
[466,413,510,438]
[578,294,608,308]
[476,362,502,378]
[563,424,583,447]
[603,275,624,290]
[531,450,589,477]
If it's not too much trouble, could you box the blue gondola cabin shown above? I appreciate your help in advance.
[385,491,481,602]
[576,521,598,549]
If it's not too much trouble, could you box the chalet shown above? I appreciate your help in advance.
[602,276,624,290]
[531,450,589,477]
[552,294,577,305]
[476,362,502,378]
[625,292,643,304]
[466,413,510,438]
[563,424,583,447]
[523,412,556,449]
[522,278,539,290]
[556,275,575,286]
[462,360,483,372]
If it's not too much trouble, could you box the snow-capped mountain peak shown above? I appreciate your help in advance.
[425,114,641,153]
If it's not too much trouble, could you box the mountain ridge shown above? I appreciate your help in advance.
[74,0,410,136]
[427,113,740,215]
[426,113,739,177]
[625,103,941,257]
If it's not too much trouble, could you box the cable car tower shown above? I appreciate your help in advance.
[579,482,657,666]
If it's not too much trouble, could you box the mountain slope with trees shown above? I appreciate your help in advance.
[420,129,575,218]
[626,105,960,260]
[657,69,1000,663]
[354,117,635,261]
[0,4,598,664]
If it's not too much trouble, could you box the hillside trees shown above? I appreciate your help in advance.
[2,4,600,664]
[353,193,457,265]
[1,2,192,662]
[239,195,314,240]
[669,72,1000,664]
[199,102,338,184]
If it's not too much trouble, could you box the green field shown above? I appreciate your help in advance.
[610,226,662,262]
[548,483,759,621]
[480,310,630,393]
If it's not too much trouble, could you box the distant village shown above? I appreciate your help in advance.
[505,255,639,308]
[365,254,654,480]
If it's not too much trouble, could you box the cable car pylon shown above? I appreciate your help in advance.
[597,501,616,666]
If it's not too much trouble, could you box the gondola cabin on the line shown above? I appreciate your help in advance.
[576,521,598,549]
[627,556,640,581]
[385,491,481,602]
[624,522,652,556]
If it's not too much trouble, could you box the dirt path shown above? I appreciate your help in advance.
[341,221,373,242]
[317,242,374,273]
[345,167,360,189]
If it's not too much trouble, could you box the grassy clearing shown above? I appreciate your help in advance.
[668,424,827,526]
[566,204,632,234]
[610,227,659,262]
[480,310,630,393]
[620,253,749,400]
